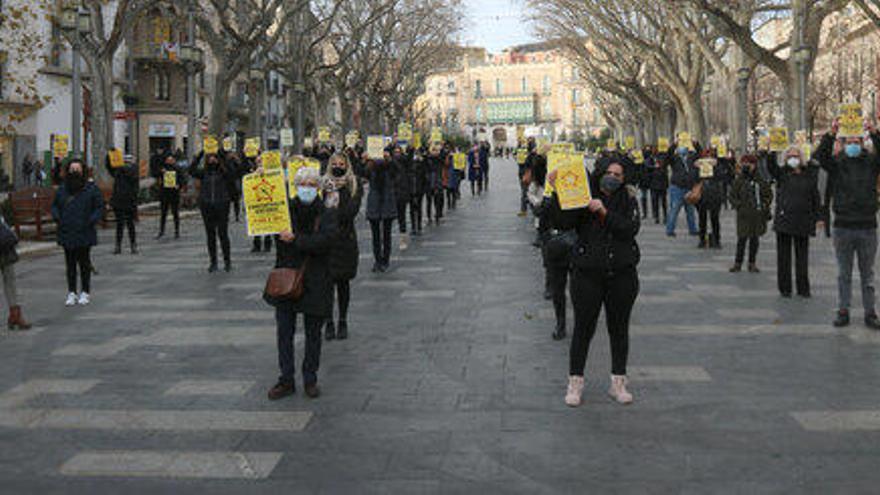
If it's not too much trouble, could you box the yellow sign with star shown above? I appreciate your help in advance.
[243,170,291,236]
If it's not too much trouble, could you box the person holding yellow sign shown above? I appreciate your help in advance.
[191,149,238,272]
[364,149,397,272]
[268,166,339,401]
[816,118,880,329]
[665,139,700,237]
[105,153,139,255]
[546,161,640,407]
[151,153,186,240]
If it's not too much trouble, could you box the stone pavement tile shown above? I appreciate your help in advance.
[164,380,254,396]
[59,451,283,479]
[791,411,880,431]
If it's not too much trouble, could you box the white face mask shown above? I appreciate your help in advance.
[786,158,801,168]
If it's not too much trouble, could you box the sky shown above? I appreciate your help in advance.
[461,0,538,53]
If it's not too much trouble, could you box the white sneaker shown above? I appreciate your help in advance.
[565,375,585,407]
[77,292,90,306]
[65,292,78,307]
[399,234,409,251]
[608,375,633,405]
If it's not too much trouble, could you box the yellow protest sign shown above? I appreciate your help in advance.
[223,135,235,151]
[632,150,644,165]
[453,153,467,171]
[345,131,359,148]
[555,155,591,210]
[658,137,670,151]
[606,139,616,151]
[413,132,422,149]
[430,128,443,144]
[769,127,789,152]
[758,135,770,151]
[244,137,260,158]
[697,158,716,179]
[516,148,528,165]
[286,157,321,197]
[839,103,864,138]
[304,137,314,149]
[318,127,331,143]
[710,135,721,149]
[552,143,575,153]
[795,130,811,161]
[243,170,291,236]
[108,148,124,168]
[367,136,385,160]
[398,123,413,143]
[678,132,694,151]
[163,170,177,189]
[280,128,294,148]
[203,135,219,155]
[624,136,635,151]
[717,141,728,158]
[53,134,69,159]
[262,150,282,171]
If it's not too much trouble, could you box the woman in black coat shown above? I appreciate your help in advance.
[152,153,185,239]
[695,155,727,249]
[323,153,363,341]
[365,151,397,273]
[190,150,237,272]
[649,150,669,224]
[268,166,338,401]
[540,187,579,342]
[51,159,104,306]
[561,161,640,408]
[766,148,820,298]
[106,156,139,254]
[409,152,427,235]
[392,146,412,250]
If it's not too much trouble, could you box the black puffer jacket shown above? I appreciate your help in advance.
[105,159,139,211]
[669,152,698,189]
[392,154,412,200]
[767,153,820,237]
[815,132,880,229]
[570,174,641,273]
[650,154,670,191]
[274,199,338,317]
[190,152,236,206]
[410,157,427,197]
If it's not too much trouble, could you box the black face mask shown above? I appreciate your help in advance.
[331,167,346,177]
[66,172,85,192]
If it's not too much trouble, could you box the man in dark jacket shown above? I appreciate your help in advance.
[816,120,880,329]
[479,141,490,191]
[665,143,700,237]
[153,153,185,239]
[392,146,412,250]
[106,155,139,254]
[191,151,236,272]
[649,150,669,224]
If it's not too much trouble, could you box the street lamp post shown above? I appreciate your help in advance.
[737,67,751,153]
[59,3,91,158]
[181,6,204,164]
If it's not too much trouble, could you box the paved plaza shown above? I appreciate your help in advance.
[0,158,879,493]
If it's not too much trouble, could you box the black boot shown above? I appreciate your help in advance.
[130,243,139,255]
[337,321,348,340]
[552,323,566,341]
[113,243,122,255]
[697,236,707,249]
[325,320,336,341]
[208,262,219,273]
[729,263,742,273]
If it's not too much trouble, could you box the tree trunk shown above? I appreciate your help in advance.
[681,91,707,146]
[85,53,115,183]
[209,67,233,136]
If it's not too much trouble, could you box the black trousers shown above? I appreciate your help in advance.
[370,218,393,265]
[114,207,136,247]
[698,205,721,241]
[640,188,649,218]
[397,199,409,233]
[230,195,241,221]
[275,305,322,386]
[159,192,180,235]
[426,190,443,221]
[64,247,92,293]
[470,179,482,196]
[446,189,457,210]
[735,236,760,264]
[777,233,810,296]
[569,267,639,376]
[650,189,667,222]
[520,181,530,213]
[410,195,423,233]
[547,264,569,331]
[481,166,489,191]
[201,203,231,265]
[333,279,351,322]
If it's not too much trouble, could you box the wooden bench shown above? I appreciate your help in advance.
[9,186,55,241]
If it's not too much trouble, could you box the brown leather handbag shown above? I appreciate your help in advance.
[685,181,703,205]
[521,168,533,186]
[263,263,307,306]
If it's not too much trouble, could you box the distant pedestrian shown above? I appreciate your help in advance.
[152,152,184,239]
[0,214,31,330]
[52,159,104,306]
[191,150,236,272]
[728,155,772,273]
[21,154,33,187]
[392,146,412,252]
[665,142,699,237]
[365,150,396,273]
[467,144,483,196]
[648,148,669,224]
[106,155,139,255]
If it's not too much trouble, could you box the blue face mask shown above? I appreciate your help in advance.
[677,148,689,157]
[297,186,318,204]
[845,144,862,158]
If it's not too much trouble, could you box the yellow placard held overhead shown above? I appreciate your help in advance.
[794,130,812,160]
[53,134,69,159]
[758,135,770,151]
[318,127,331,143]
[367,136,385,160]
[430,128,443,144]
[345,131,359,148]
[262,150,282,171]
[243,170,291,237]
[453,153,467,171]
[632,150,644,165]
[606,139,617,151]
[710,135,721,149]
[163,170,177,189]
[839,103,864,138]
[108,148,124,168]
[678,131,694,151]
[552,143,575,154]
[697,158,716,179]
[516,148,528,165]
[280,129,294,148]
[413,132,422,150]
[624,136,635,151]
[717,141,728,158]
[556,155,592,210]
[397,123,413,143]
[244,137,260,158]
[769,127,789,152]
[657,137,670,151]
[203,135,219,155]
[223,135,236,151]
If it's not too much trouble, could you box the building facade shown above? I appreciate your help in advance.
[417,42,604,147]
